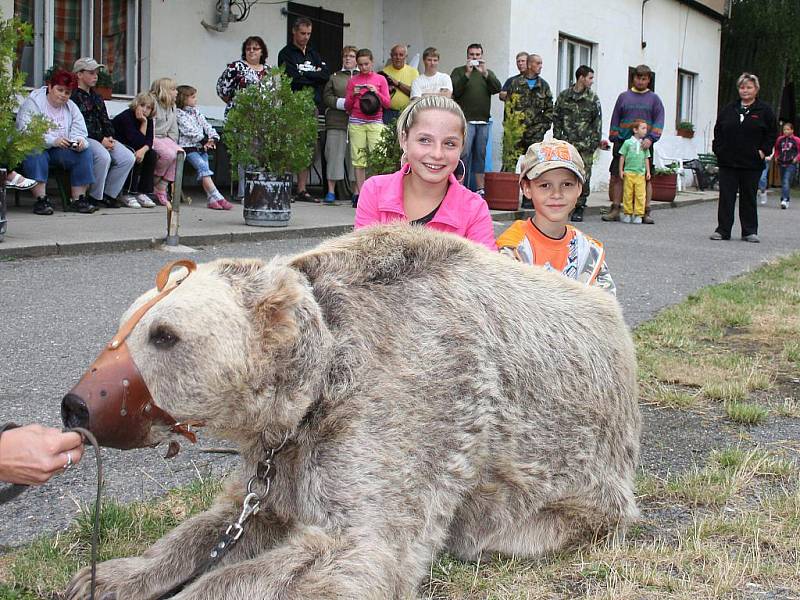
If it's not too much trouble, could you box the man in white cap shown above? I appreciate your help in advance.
[71,57,138,208]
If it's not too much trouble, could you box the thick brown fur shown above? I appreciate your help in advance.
[66,225,641,600]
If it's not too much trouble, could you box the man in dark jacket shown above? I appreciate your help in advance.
[278,16,330,202]
[711,72,777,242]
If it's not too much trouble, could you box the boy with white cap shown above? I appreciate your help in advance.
[496,139,615,294]
[71,57,139,208]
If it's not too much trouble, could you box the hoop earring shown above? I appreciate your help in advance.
[455,159,466,183]
[400,152,411,174]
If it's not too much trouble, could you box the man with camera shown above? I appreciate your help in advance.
[450,43,501,195]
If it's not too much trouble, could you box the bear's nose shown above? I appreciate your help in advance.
[61,393,89,430]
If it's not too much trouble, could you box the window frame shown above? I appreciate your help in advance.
[15,0,143,96]
[557,34,594,93]
[676,68,697,127]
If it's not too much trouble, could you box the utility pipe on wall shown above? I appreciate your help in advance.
[202,0,231,32]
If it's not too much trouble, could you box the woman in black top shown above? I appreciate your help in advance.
[112,92,158,206]
[711,72,777,242]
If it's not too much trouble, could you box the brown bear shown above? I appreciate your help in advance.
[64,225,640,600]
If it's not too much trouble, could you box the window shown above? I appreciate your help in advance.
[557,35,593,92]
[12,0,142,95]
[677,69,696,126]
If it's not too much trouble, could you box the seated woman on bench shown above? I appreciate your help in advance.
[15,68,96,215]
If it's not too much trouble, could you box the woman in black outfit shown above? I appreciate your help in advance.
[112,92,158,207]
[711,72,777,242]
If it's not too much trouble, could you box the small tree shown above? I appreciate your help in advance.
[363,118,403,176]
[0,15,49,171]
[222,67,318,175]
[502,95,525,171]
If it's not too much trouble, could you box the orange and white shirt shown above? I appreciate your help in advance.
[496,219,616,295]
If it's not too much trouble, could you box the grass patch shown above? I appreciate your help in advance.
[724,401,769,425]
[3,254,800,599]
[3,477,221,598]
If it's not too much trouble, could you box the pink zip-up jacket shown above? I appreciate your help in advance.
[354,169,496,251]
[344,72,391,122]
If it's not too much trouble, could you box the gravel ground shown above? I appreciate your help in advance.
[0,200,798,550]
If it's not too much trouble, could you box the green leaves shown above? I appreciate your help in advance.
[222,67,318,175]
[0,15,47,169]
[361,119,402,176]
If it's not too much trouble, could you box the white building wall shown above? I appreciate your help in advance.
[147,0,378,109]
[507,0,721,186]
[1,0,12,19]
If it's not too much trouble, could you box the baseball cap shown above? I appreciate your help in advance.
[519,139,585,184]
[73,57,105,72]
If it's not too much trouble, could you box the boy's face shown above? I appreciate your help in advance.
[633,123,648,138]
[521,168,581,230]
[783,124,793,136]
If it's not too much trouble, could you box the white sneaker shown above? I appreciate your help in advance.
[137,193,156,208]
[621,214,632,223]
[632,215,643,224]
[120,195,142,209]
[781,199,789,209]
[758,190,768,205]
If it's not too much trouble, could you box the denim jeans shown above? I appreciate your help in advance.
[185,150,214,181]
[20,147,95,187]
[779,163,796,200]
[461,122,489,191]
[758,159,770,192]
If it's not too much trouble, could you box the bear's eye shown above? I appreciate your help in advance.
[149,325,179,349]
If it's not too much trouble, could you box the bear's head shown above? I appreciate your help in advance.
[61,258,332,451]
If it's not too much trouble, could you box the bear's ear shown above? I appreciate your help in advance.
[214,259,305,347]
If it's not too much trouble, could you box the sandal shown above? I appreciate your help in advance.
[293,190,319,203]
[6,172,37,190]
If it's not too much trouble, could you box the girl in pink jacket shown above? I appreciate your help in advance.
[345,48,391,203]
[354,95,496,251]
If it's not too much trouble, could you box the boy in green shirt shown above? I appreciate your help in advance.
[619,119,651,223]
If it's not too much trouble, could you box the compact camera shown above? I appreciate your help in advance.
[68,140,80,148]
[469,60,481,67]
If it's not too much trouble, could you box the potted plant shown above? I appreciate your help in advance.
[95,67,114,100]
[676,121,694,139]
[223,67,317,227]
[651,163,679,202]
[484,95,524,210]
[0,16,49,242]
[363,118,402,176]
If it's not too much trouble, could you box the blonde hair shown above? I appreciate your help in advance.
[149,77,177,108]
[129,91,156,111]
[737,72,760,91]
[396,96,468,143]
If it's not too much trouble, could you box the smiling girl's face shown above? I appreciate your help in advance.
[401,109,464,187]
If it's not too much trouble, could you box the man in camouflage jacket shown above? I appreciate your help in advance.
[553,65,605,221]
[506,54,553,153]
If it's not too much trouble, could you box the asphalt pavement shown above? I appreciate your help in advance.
[0,192,798,551]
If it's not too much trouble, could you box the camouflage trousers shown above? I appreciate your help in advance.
[576,149,594,209]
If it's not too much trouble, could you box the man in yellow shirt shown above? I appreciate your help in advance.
[380,44,419,124]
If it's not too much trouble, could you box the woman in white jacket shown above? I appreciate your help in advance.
[16,69,96,215]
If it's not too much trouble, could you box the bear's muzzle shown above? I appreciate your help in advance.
[61,260,200,451]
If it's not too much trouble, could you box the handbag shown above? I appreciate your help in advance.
[359,91,381,116]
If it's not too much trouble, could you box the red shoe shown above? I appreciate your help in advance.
[218,198,234,210]
[207,200,224,210]
[154,190,170,206]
